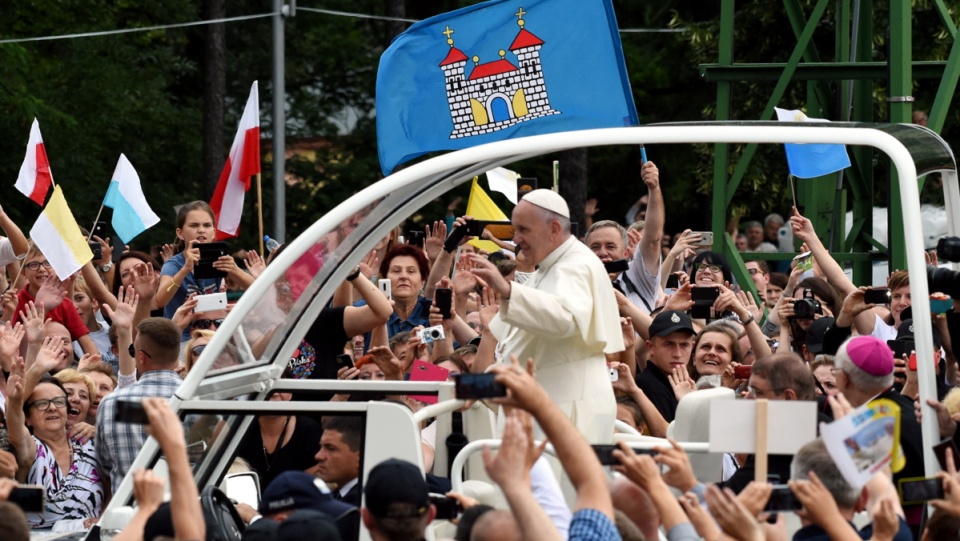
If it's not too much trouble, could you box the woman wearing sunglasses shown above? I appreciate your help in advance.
[5,337,104,530]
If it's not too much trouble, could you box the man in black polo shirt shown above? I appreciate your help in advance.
[635,310,695,423]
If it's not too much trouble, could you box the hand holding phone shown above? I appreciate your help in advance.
[863,288,891,305]
[454,373,506,399]
[429,494,462,520]
[116,400,150,424]
[435,288,452,319]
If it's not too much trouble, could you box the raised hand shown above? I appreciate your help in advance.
[1,288,18,321]
[142,397,186,452]
[641,160,660,191]
[77,352,102,371]
[620,317,636,349]
[359,250,379,280]
[482,407,546,489]
[35,274,67,312]
[131,263,158,301]
[704,484,765,541]
[368,345,404,380]
[654,439,699,493]
[790,206,816,243]
[668,230,701,262]
[160,244,176,263]
[171,295,200,332]
[34,335,67,373]
[103,285,139,332]
[467,253,511,299]
[5,357,25,404]
[182,240,200,272]
[486,355,550,413]
[19,301,48,346]
[244,250,266,278]
[91,235,113,265]
[669,365,697,402]
[478,286,500,332]
[424,221,447,262]
[610,362,639,395]
[0,322,25,370]
[132,469,166,513]
[664,282,695,313]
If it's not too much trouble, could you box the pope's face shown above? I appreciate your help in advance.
[511,201,557,267]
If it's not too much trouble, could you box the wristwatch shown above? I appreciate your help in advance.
[346,266,362,281]
[98,262,114,273]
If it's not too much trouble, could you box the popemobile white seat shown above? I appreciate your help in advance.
[666,386,736,484]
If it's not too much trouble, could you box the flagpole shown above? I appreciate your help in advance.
[256,173,265,256]
[88,204,106,242]
[552,160,559,192]
[11,259,25,292]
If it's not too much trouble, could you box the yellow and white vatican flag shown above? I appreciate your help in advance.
[30,186,94,280]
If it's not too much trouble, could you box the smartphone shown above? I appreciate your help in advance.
[863,288,891,305]
[8,485,45,513]
[91,220,109,240]
[435,288,453,319]
[691,231,714,246]
[764,485,802,511]
[407,230,425,248]
[793,251,813,271]
[603,259,630,274]
[691,286,720,303]
[116,399,150,424]
[335,354,354,370]
[453,372,507,399]
[378,279,392,300]
[193,292,227,313]
[899,477,944,504]
[409,360,450,405]
[887,339,912,360]
[934,438,960,471]
[429,494,462,520]
[591,444,656,466]
[194,242,229,279]
[665,274,681,290]
[734,365,752,379]
[88,241,103,261]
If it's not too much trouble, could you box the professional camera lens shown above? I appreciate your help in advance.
[928,266,960,298]
[937,237,960,263]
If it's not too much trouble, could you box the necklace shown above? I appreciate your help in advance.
[261,415,291,471]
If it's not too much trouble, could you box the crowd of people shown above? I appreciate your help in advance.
[1,153,960,541]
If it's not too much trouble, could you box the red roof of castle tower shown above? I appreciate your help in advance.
[440,47,469,66]
[509,29,544,50]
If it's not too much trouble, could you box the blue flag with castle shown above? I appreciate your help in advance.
[376,0,638,175]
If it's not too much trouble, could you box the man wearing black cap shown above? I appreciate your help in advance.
[801,317,834,362]
[257,471,359,541]
[636,310,696,423]
[362,458,435,541]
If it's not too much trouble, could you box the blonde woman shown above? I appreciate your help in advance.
[53,369,97,445]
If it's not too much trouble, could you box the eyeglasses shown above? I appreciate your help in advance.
[191,344,206,357]
[24,260,52,271]
[192,319,224,330]
[128,343,153,359]
[747,268,765,276]
[697,264,721,273]
[28,396,68,411]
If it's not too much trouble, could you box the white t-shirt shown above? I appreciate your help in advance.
[0,237,25,267]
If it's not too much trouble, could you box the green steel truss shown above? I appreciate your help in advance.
[702,0,960,295]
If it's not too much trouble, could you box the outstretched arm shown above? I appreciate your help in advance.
[637,161,664,277]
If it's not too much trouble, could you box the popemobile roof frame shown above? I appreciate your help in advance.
[104,122,958,523]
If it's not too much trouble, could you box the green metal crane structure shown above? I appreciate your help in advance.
[699,0,959,292]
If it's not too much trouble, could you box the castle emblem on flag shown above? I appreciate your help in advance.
[439,8,561,140]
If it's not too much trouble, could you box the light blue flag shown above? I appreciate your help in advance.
[775,107,851,178]
[102,154,160,244]
[376,0,638,175]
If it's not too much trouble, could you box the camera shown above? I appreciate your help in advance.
[937,236,960,263]
[928,266,960,298]
[792,290,822,320]
[418,325,446,344]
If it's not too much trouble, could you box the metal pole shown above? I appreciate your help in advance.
[272,0,286,242]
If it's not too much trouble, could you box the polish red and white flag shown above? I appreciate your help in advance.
[16,119,54,206]
[211,81,261,239]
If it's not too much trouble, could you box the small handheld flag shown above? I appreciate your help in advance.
[485,167,521,204]
[466,178,510,253]
[211,81,261,239]
[103,154,161,244]
[16,119,54,206]
[376,0,638,175]
[30,186,93,280]
[774,107,851,179]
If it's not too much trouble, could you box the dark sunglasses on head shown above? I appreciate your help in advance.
[191,344,207,357]
[192,319,224,330]
[128,343,153,358]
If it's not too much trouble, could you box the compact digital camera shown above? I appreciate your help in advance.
[418,325,446,344]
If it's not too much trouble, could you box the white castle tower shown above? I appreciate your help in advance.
[439,8,561,140]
